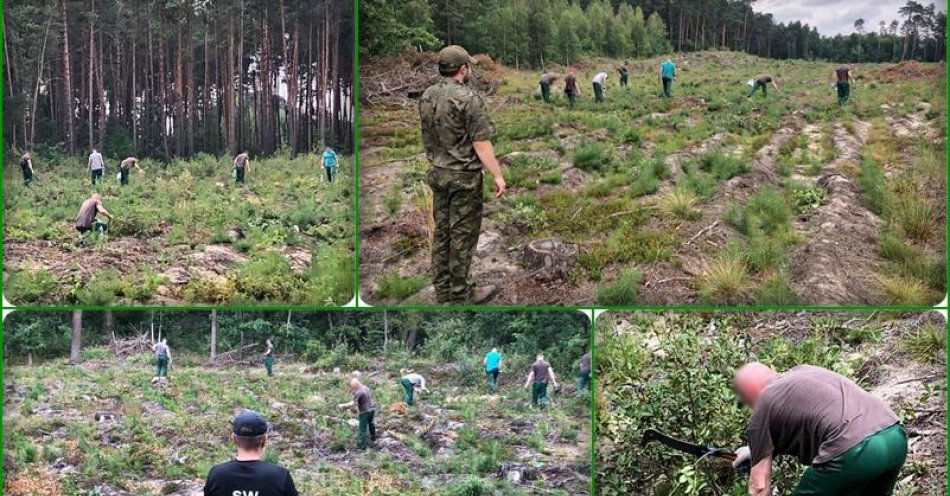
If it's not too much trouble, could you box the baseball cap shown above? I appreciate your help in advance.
[232,410,268,436]
[438,45,476,70]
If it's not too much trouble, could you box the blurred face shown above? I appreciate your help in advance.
[459,64,471,83]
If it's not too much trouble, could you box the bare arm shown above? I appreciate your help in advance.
[473,141,506,199]
[96,204,114,219]
[748,457,772,496]
[549,369,559,389]
[771,81,780,91]
[524,370,535,387]
[337,400,355,409]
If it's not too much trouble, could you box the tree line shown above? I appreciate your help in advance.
[3,0,354,162]
[361,0,945,66]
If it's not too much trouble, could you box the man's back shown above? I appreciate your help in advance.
[485,351,502,370]
[531,360,551,383]
[419,80,493,172]
[89,152,104,170]
[204,459,298,496]
[75,197,100,228]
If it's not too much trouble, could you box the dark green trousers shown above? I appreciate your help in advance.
[426,167,484,303]
[662,76,673,97]
[793,424,907,496]
[401,378,415,405]
[91,169,103,185]
[119,168,130,185]
[155,355,168,377]
[593,82,604,102]
[531,381,549,407]
[486,368,500,392]
[577,370,590,393]
[749,81,768,97]
[264,355,274,376]
[540,82,551,103]
[358,410,377,450]
[566,92,576,109]
[234,165,246,184]
[620,74,628,87]
[837,82,851,105]
[22,168,33,187]
[325,165,335,182]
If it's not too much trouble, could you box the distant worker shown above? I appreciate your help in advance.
[263,338,275,377]
[524,353,559,408]
[400,371,429,406]
[337,378,377,449]
[539,72,558,103]
[203,410,299,496]
[118,156,142,186]
[660,59,676,98]
[322,146,338,182]
[153,338,172,382]
[74,192,113,236]
[484,347,504,392]
[748,75,779,97]
[732,363,906,496]
[88,148,105,186]
[592,71,608,103]
[564,67,580,109]
[835,66,856,105]
[419,45,506,304]
[577,351,591,394]
[233,151,250,184]
[20,151,34,187]
[617,62,630,88]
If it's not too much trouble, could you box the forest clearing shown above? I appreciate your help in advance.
[596,311,946,496]
[359,51,945,306]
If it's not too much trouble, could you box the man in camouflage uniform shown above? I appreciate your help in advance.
[419,45,506,304]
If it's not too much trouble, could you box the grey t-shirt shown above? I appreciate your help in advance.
[579,353,591,373]
[75,197,101,229]
[747,365,898,466]
[154,343,169,356]
[530,360,552,384]
[353,385,374,413]
[89,152,104,170]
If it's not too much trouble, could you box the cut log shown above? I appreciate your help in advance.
[522,238,578,281]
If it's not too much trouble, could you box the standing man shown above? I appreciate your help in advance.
[88,148,105,186]
[337,378,377,450]
[263,339,275,377]
[835,66,856,105]
[617,62,630,88]
[564,67,580,110]
[592,71,608,103]
[484,347,503,393]
[322,146,339,182]
[732,363,906,496]
[524,354,559,408]
[400,371,429,406]
[203,410,299,496]
[576,351,591,394]
[20,151,35,187]
[419,45,506,305]
[153,338,172,383]
[118,156,142,186]
[74,192,113,236]
[233,151,250,184]
[660,59,676,98]
[539,72,558,103]
[748,75,779,97]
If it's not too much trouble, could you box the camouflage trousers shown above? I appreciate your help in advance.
[426,167,484,303]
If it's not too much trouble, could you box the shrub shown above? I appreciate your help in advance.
[901,324,946,363]
[596,266,642,306]
[891,195,935,242]
[858,158,890,215]
[723,188,792,236]
[375,271,425,301]
[754,271,799,305]
[697,253,749,304]
[573,142,610,171]
[697,151,748,180]
[660,188,700,220]
[878,275,933,306]
[5,270,59,305]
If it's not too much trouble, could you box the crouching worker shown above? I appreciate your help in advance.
[75,193,113,236]
[400,371,429,406]
[203,410,299,496]
[732,363,907,496]
[337,378,377,450]
[118,156,142,186]
[524,354,558,408]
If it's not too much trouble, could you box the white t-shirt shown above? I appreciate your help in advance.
[403,373,425,388]
[89,152,104,170]
[593,72,608,85]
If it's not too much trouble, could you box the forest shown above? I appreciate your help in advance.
[360,0,946,66]
[3,0,355,160]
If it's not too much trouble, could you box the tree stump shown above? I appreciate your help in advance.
[522,238,578,281]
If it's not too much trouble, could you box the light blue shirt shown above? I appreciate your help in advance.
[322,149,338,168]
[485,351,502,371]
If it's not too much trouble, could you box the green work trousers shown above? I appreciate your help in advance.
[566,92,576,109]
[22,168,33,187]
[662,76,673,98]
[531,381,549,408]
[837,82,851,105]
[91,169,103,186]
[486,368,500,392]
[401,378,415,405]
[120,168,130,186]
[593,82,604,102]
[234,165,246,184]
[749,81,768,97]
[793,424,907,496]
[358,410,377,450]
[577,370,590,393]
[264,355,274,376]
[155,354,168,377]
[426,167,484,303]
[540,82,551,103]
[620,74,628,87]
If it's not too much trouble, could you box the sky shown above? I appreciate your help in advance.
[753,0,947,36]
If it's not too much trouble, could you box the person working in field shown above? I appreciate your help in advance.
[118,156,142,186]
[419,45,506,304]
[152,338,172,383]
[576,351,591,394]
[592,71,608,102]
[539,72,558,104]
[88,148,105,186]
[20,151,35,187]
[748,75,779,97]
[617,62,630,88]
[337,378,377,449]
[835,66,856,105]
[564,67,580,109]
[732,363,906,496]
[233,151,250,184]
[660,59,676,98]
[484,347,504,393]
[322,146,338,182]
[524,354,559,408]
[400,370,429,406]
[263,339,275,377]
[74,192,113,236]
[203,410,299,496]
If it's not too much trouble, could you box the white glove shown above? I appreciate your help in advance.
[733,446,751,468]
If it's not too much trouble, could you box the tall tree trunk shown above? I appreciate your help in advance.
[3,16,17,151]
[88,1,95,149]
[70,310,83,364]
[61,0,76,153]
[210,309,218,360]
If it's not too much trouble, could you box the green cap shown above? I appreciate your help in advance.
[438,45,476,70]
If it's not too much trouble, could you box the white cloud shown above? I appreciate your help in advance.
[754,0,947,36]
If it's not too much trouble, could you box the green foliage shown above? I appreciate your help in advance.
[572,142,610,171]
[697,252,749,305]
[375,271,426,301]
[722,188,792,237]
[858,158,890,215]
[754,271,799,305]
[696,151,748,180]
[596,266,642,306]
[900,324,946,363]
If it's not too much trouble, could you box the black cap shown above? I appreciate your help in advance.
[232,410,268,436]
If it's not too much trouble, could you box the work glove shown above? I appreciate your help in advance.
[732,446,751,468]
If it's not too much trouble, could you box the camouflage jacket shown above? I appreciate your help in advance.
[419,79,494,172]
